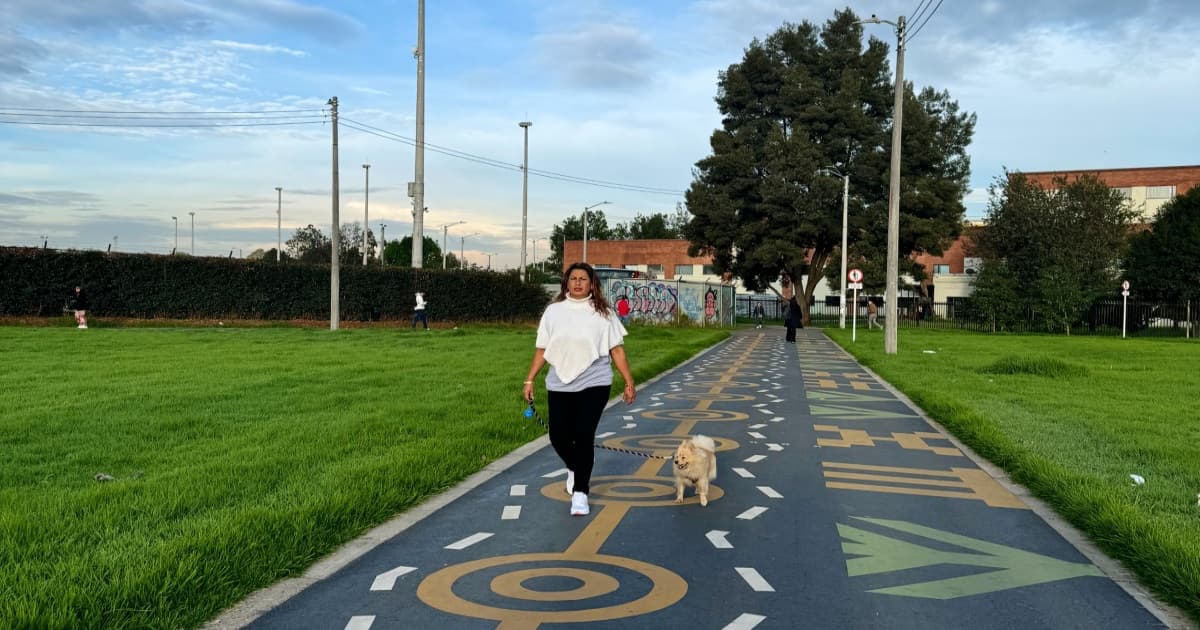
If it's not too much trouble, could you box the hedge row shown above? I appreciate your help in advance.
[0,248,548,322]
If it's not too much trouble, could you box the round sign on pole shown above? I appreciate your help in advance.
[1121,280,1130,291]
[848,269,863,283]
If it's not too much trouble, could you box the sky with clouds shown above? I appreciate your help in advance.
[2,0,1197,267]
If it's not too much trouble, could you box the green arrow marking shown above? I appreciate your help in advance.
[809,404,916,420]
[807,390,895,403]
[839,517,1103,599]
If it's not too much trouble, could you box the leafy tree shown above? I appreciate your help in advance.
[619,212,680,239]
[285,223,374,264]
[973,172,1137,329]
[683,10,974,324]
[1124,184,1200,301]
[549,210,612,269]
[388,236,443,269]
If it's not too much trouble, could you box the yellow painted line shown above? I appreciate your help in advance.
[954,468,1028,508]
[822,461,959,476]
[565,503,631,557]
[823,471,968,489]
[892,433,962,457]
[825,481,980,501]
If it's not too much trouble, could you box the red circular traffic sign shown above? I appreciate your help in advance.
[848,269,863,283]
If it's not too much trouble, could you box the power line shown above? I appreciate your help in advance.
[0,119,324,128]
[907,0,935,32]
[340,116,685,196]
[905,0,946,44]
[0,106,320,115]
[0,111,324,121]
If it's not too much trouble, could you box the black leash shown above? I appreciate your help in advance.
[524,401,673,460]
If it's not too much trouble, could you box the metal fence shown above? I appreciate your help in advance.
[735,295,1199,338]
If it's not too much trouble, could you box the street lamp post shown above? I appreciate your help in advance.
[818,167,851,329]
[441,221,465,269]
[861,13,907,354]
[171,216,178,254]
[582,201,611,263]
[460,232,479,269]
[362,164,370,265]
[532,238,542,273]
[380,223,387,266]
[519,121,532,282]
[274,187,282,261]
[486,252,498,270]
[188,211,195,255]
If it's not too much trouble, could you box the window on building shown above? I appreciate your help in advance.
[592,263,609,269]
[933,264,950,275]
[648,264,664,278]
[1112,187,1133,199]
[702,264,715,275]
[1146,185,1176,199]
[674,264,693,276]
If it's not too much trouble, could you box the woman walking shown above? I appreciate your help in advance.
[71,285,89,329]
[523,263,636,516]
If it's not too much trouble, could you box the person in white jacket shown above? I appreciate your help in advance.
[412,292,428,330]
[523,263,636,516]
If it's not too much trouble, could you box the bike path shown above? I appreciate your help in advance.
[218,328,1180,629]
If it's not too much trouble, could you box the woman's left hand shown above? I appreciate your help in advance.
[622,383,636,404]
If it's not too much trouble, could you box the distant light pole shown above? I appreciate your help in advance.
[818,167,851,329]
[171,216,178,254]
[380,223,387,266]
[860,13,907,354]
[112,235,118,251]
[274,187,282,261]
[188,211,195,255]
[441,221,465,269]
[362,163,370,265]
[486,252,498,270]
[582,201,611,263]
[532,238,543,272]
[460,232,479,269]
[519,120,532,282]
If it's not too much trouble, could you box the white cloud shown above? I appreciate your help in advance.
[210,40,307,57]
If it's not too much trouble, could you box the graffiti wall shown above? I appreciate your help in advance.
[604,279,735,326]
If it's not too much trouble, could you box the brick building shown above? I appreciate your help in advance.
[562,239,715,280]
[1021,164,1200,221]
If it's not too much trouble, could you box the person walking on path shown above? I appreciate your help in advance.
[867,299,881,329]
[411,292,428,330]
[70,285,89,329]
[753,303,765,328]
[523,262,636,517]
[781,274,801,342]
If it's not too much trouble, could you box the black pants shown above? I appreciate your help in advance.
[547,386,610,495]
[785,319,797,342]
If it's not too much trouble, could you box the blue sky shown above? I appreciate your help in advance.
[2,0,1198,267]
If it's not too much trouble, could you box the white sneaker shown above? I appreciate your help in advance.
[570,492,589,516]
[565,470,574,495]
[78,325,87,329]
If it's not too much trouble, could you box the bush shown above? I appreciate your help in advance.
[0,247,548,322]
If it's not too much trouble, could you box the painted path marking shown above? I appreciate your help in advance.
[756,486,783,499]
[744,454,767,463]
[501,506,521,520]
[722,612,766,629]
[345,616,375,630]
[444,532,493,550]
[735,567,775,592]
[732,467,755,478]
[737,506,768,520]
[370,566,417,591]
[509,484,526,496]
[707,530,734,549]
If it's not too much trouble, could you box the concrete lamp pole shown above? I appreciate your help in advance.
[171,216,178,254]
[362,164,370,266]
[441,221,465,269]
[860,13,906,354]
[532,238,542,272]
[519,121,531,282]
[818,167,850,329]
[460,232,479,269]
[380,223,387,266]
[188,211,195,255]
[582,201,611,263]
[487,252,498,270]
[274,187,282,261]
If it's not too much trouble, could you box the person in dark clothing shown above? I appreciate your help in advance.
[785,296,800,342]
[69,286,89,329]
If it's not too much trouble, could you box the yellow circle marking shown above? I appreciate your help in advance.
[682,380,760,389]
[417,553,688,624]
[642,409,748,422]
[664,392,756,402]
[490,568,619,602]
[541,476,724,507]
[600,434,740,453]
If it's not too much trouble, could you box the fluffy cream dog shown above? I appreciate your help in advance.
[673,435,717,506]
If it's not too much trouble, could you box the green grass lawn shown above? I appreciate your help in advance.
[0,324,727,629]
[823,326,1200,622]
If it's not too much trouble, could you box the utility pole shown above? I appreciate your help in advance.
[362,163,370,266]
[582,201,611,263]
[171,216,178,254]
[188,211,195,255]
[275,187,282,261]
[328,96,341,331]
[380,223,387,266]
[411,0,426,268]
[519,121,531,282]
[441,221,465,269]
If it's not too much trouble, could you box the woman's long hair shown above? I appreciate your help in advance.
[554,262,611,316]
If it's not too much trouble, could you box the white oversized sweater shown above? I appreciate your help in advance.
[536,296,627,389]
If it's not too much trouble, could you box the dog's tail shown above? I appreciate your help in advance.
[693,435,717,480]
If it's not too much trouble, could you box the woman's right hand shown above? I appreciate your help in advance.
[522,381,535,403]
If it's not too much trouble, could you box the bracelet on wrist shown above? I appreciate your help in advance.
[524,380,533,384]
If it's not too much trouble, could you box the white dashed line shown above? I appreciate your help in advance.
[623,423,636,429]
[731,467,755,478]
[747,432,765,439]
[753,403,767,408]
[766,443,783,452]
[749,423,766,429]
[769,417,784,423]
[623,415,634,420]
[737,506,768,520]
[651,402,664,407]
[510,484,526,496]
[445,532,493,550]
[735,567,775,592]
[756,486,783,499]
[542,468,568,479]
[706,530,734,549]
[501,506,521,520]
[369,566,417,591]
[597,431,616,438]
[758,408,773,415]
[744,454,767,463]
[345,616,375,630]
